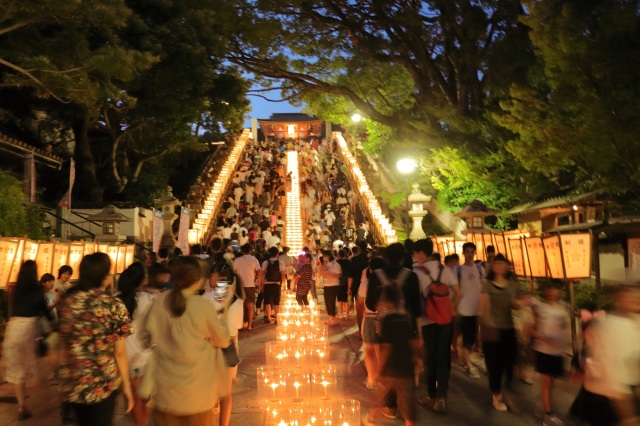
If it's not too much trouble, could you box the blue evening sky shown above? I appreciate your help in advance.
[243,87,305,128]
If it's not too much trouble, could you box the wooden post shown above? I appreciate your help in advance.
[568,280,577,355]
[590,229,601,290]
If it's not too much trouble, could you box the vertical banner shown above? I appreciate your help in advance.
[0,239,20,288]
[525,237,547,278]
[543,236,565,279]
[24,153,36,203]
[178,207,191,255]
[508,238,526,277]
[152,209,164,253]
[58,159,76,208]
[36,242,55,275]
[560,233,591,279]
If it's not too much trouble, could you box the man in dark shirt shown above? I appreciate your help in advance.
[366,285,416,425]
[348,241,370,336]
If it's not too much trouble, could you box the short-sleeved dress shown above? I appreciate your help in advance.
[58,288,131,404]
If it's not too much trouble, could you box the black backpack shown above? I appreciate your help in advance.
[265,259,281,282]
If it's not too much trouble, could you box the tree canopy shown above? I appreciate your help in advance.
[226,0,640,213]
[0,0,250,204]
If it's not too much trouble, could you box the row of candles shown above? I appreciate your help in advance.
[333,133,398,245]
[258,147,361,424]
[191,129,251,241]
[258,293,361,425]
[285,150,304,254]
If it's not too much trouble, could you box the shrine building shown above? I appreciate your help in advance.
[258,113,324,140]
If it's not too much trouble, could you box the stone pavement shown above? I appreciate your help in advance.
[0,296,582,426]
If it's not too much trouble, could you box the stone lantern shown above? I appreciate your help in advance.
[453,200,498,232]
[407,183,432,240]
[154,186,181,250]
[87,205,131,242]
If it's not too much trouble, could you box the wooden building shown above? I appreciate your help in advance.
[258,113,324,140]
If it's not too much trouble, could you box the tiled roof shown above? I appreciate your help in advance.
[0,133,64,165]
[260,113,319,122]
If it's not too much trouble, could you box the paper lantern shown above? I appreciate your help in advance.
[0,239,20,287]
[68,243,84,280]
[51,243,71,279]
[35,242,54,275]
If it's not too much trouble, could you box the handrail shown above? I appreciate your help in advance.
[69,210,102,227]
[41,208,96,238]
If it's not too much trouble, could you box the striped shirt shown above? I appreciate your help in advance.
[295,264,313,296]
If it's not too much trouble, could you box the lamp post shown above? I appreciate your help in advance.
[350,113,362,155]
[396,158,416,240]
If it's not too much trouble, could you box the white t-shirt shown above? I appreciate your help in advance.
[203,294,244,338]
[267,235,281,248]
[532,300,570,356]
[233,255,261,288]
[457,264,484,316]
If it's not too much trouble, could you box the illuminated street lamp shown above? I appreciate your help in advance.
[351,113,362,123]
[397,158,417,240]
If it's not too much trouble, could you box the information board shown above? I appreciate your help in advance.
[560,233,591,279]
[543,236,564,279]
[525,237,547,278]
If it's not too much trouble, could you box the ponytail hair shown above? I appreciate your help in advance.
[168,256,204,317]
[117,262,146,316]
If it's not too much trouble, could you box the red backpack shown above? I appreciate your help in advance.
[424,266,453,324]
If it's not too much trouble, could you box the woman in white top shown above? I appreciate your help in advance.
[203,262,245,426]
[116,262,155,426]
[140,256,230,426]
[319,250,342,326]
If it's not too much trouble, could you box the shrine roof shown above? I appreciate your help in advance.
[259,113,320,122]
[0,133,63,167]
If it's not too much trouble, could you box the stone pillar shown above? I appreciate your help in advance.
[155,186,181,250]
[407,184,431,240]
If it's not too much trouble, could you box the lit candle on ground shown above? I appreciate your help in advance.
[270,382,280,400]
[293,381,302,401]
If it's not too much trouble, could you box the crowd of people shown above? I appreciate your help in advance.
[2,135,639,426]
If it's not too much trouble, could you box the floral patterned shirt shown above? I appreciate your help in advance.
[58,288,131,404]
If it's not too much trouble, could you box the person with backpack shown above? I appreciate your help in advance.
[412,239,460,413]
[260,246,285,325]
[365,243,422,419]
[457,242,485,379]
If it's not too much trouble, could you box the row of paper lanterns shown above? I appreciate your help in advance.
[0,238,135,287]
[334,133,398,244]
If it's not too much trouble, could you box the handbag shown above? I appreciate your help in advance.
[136,344,157,400]
[222,339,240,367]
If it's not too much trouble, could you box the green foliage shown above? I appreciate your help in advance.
[0,0,251,204]
[573,283,614,312]
[0,170,45,239]
[497,0,640,210]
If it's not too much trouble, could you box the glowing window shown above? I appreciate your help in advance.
[287,124,296,136]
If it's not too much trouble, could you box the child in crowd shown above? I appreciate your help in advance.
[365,285,415,426]
[531,281,570,426]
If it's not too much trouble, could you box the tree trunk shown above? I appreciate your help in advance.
[72,107,104,203]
